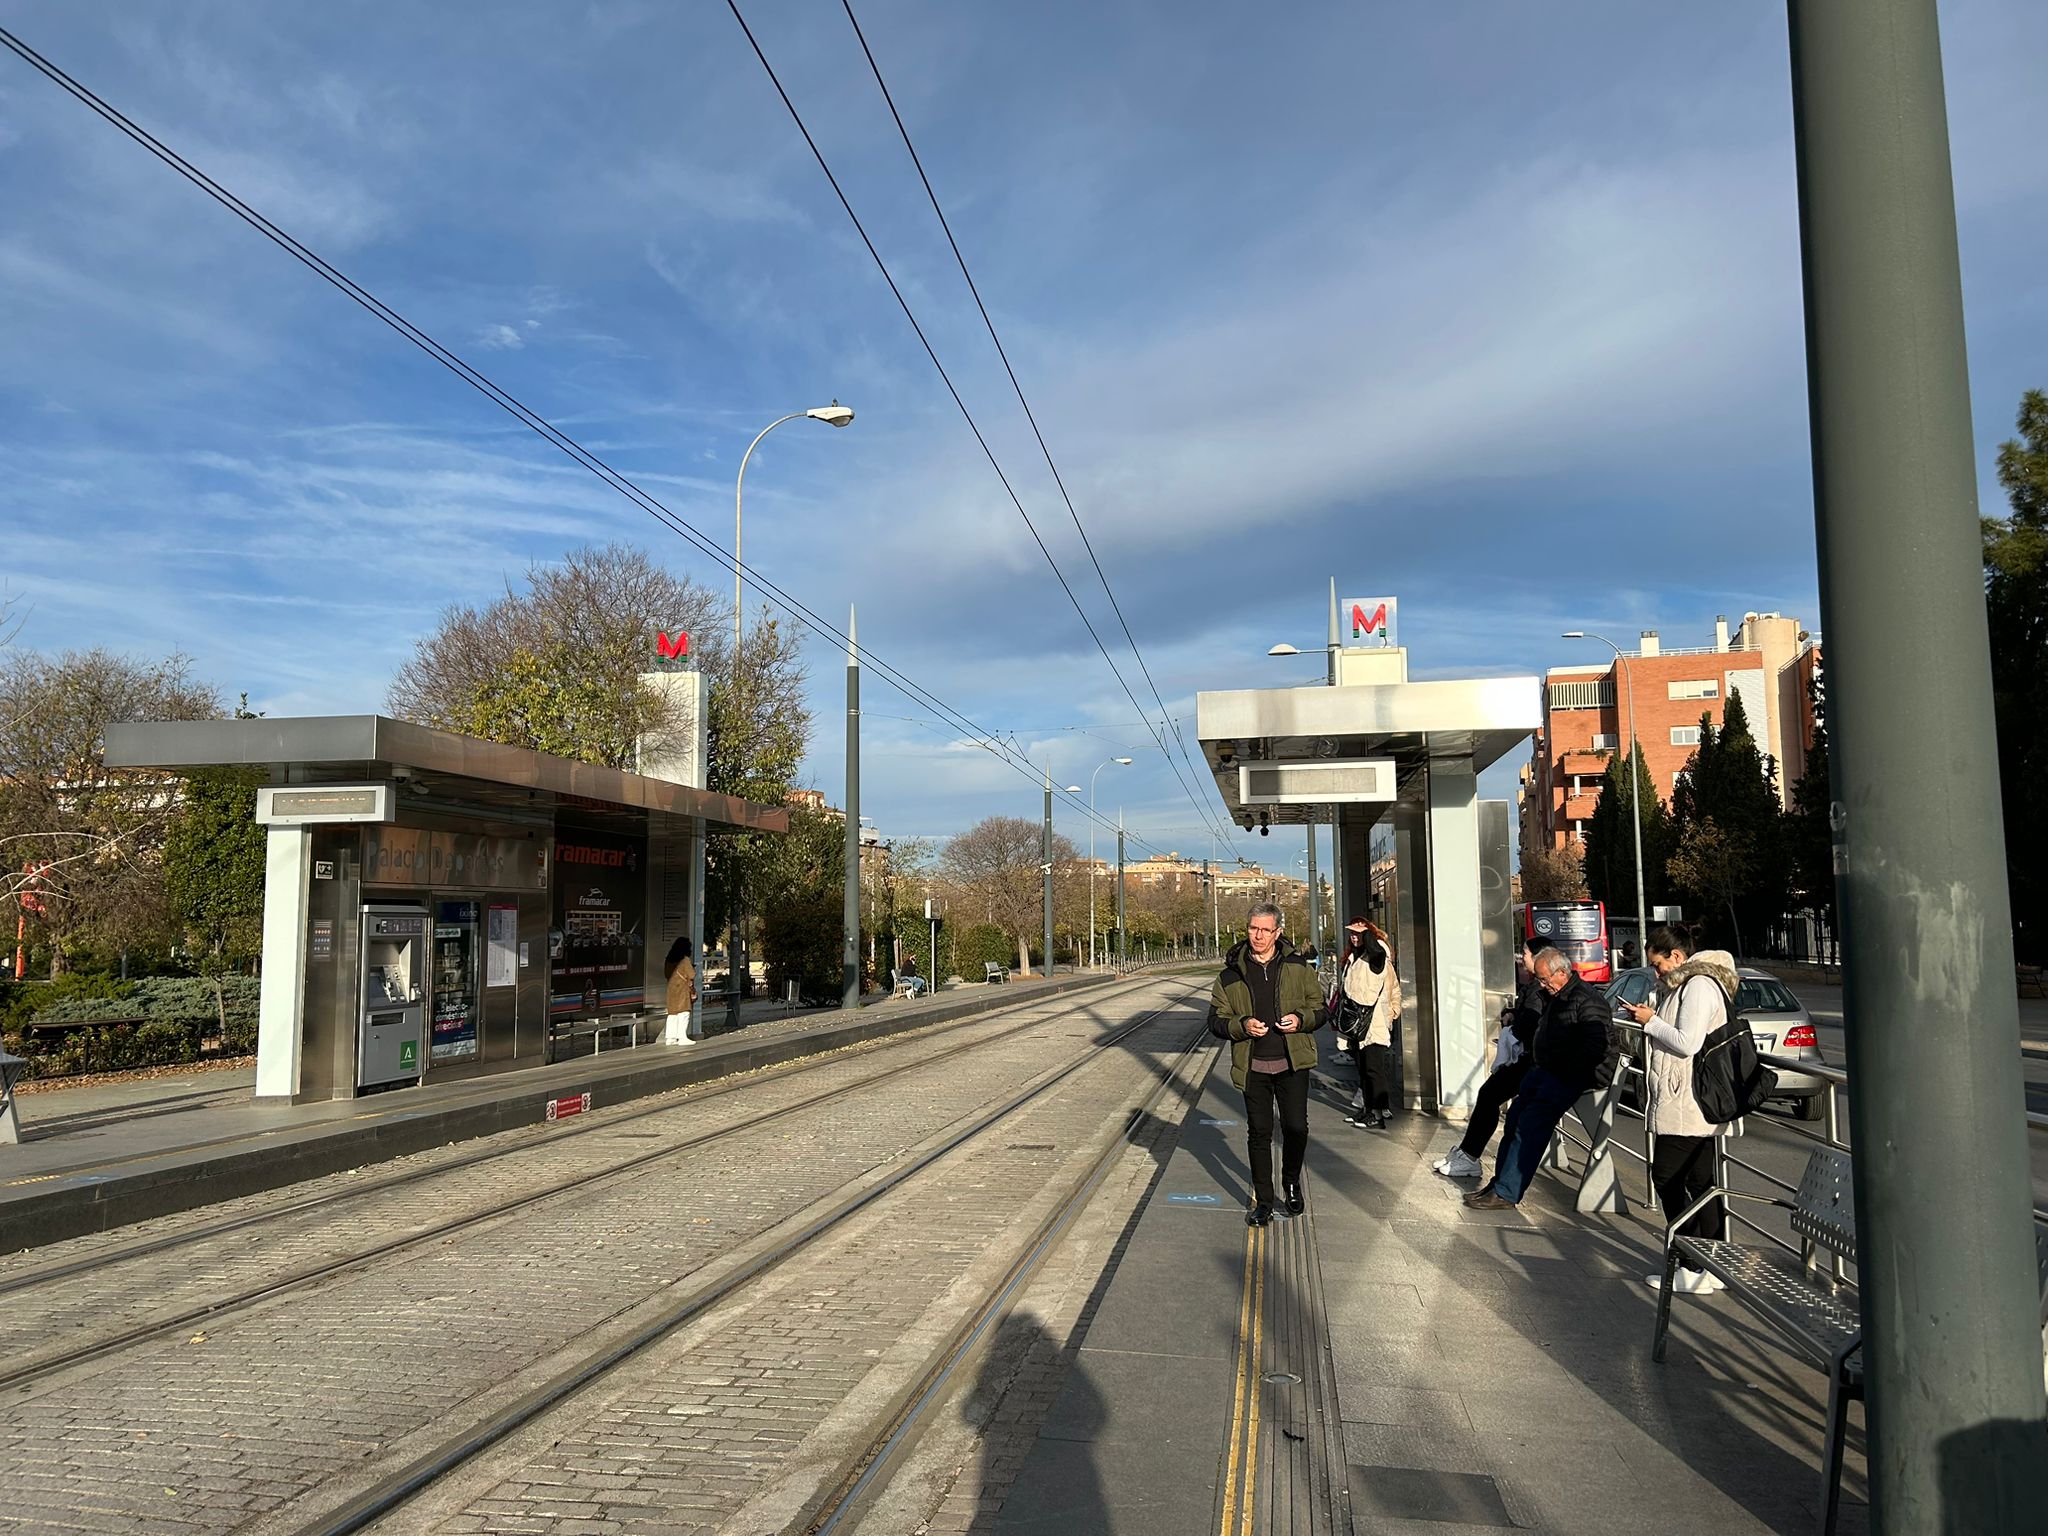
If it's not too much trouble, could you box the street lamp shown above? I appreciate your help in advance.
[1563,630,1647,971]
[727,403,854,1027]
[1089,756,1133,968]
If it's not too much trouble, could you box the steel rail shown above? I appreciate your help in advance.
[290,992,1203,1536]
[0,973,1161,1300]
[0,978,1185,1393]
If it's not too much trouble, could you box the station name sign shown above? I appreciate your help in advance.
[255,783,395,826]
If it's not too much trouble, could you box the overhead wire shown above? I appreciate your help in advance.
[835,0,1235,853]
[0,22,1152,850]
[721,0,1237,851]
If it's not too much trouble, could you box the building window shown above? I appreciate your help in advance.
[1667,679,1720,701]
[1548,679,1617,710]
[1590,733,1619,751]
[1671,726,1701,746]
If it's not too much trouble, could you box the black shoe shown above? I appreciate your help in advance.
[1283,1181,1305,1217]
[1247,1202,1273,1228]
[1372,1111,1393,1130]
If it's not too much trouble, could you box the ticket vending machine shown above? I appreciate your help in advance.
[357,904,428,1092]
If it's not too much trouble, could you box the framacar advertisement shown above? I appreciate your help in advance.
[549,832,646,1020]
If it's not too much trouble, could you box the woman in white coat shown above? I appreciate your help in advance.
[1618,926,1738,1294]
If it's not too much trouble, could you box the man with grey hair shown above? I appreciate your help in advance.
[1211,902,1328,1226]
[1465,946,1614,1212]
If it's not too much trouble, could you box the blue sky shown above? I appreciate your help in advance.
[2,2,2043,869]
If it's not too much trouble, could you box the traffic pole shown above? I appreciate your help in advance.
[842,607,861,1011]
[1115,818,1127,967]
[1788,2,2048,1525]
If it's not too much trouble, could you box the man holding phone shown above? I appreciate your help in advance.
[1210,901,1328,1226]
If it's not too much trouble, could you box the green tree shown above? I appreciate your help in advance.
[1783,671,1835,930]
[1579,748,1673,924]
[162,767,267,964]
[1670,691,1784,952]
[1987,388,2048,960]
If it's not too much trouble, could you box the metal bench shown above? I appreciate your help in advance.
[983,961,1010,984]
[890,969,924,1000]
[1652,1146,2048,1535]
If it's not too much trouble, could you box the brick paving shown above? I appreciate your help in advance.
[0,978,1201,1536]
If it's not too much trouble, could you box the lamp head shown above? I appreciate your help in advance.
[807,402,855,428]
[1267,643,1301,656]
[1114,756,1133,765]
[1561,631,1585,639]
[1064,784,1082,793]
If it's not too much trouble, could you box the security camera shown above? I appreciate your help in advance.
[1259,823,1270,837]
[1218,743,1235,766]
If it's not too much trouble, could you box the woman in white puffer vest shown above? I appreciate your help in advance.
[1619,926,1738,1295]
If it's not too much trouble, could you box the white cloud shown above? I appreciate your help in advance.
[477,323,526,350]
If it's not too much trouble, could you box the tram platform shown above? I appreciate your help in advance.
[0,970,1111,1253]
[994,1052,1870,1536]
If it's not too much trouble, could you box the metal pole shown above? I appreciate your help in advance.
[842,607,861,1011]
[1306,825,1319,955]
[1115,815,1127,967]
[1788,4,2048,1527]
[1623,657,1646,967]
[1042,764,1055,980]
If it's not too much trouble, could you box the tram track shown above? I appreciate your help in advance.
[0,973,1178,1394]
[294,983,1215,1536]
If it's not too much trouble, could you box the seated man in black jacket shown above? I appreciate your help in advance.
[1465,946,1612,1212]
[1434,935,1544,1179]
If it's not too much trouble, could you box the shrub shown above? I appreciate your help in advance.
[953,923,1014,974]
[759,890,845,1004]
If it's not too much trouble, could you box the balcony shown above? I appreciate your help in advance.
[1564,792,1601,821]
[1561,747,1613,775]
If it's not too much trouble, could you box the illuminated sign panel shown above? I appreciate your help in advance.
[1341,596,1398,647]
[255,784,394,826]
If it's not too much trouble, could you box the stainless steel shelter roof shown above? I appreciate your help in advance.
[1195,677,1540,827]
[103,715,788,834]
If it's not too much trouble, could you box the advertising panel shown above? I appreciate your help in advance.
[431,900,480,1062]
[550,832,647,1021]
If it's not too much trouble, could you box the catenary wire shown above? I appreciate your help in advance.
[0,23,1187,856]
[836,0,1235,853]
[721,0,1237,850]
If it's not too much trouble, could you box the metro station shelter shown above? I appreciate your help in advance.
[104,714,786,1103]
[1197,620,1539,1116]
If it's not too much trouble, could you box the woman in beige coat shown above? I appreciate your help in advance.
[663,936,698,1046]
[1619,926,1737,1294]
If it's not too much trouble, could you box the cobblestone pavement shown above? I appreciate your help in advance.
[371,985,1215,1536]
[0,977,1163,1382]
[0,977,1202,1536]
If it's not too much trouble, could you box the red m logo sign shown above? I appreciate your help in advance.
[1349,602,1388,637]
[656,631,690,660]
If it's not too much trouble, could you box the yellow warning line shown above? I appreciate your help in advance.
[1219,1221,1267,1536]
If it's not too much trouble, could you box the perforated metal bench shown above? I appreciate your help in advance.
[1652,1147,2048,1536]
[983,961,1010,984]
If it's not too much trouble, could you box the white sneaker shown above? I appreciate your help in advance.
[1432,1149,1484,1180]
[1350,1091,1366,1110]
[1647,1267,1723,1294]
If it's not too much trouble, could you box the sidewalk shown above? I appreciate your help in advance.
[998,1053,1867,1534]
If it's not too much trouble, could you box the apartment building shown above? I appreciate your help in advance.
[1522,612,1822,852]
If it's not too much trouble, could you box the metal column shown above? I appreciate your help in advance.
[1042,768,1055,979]
[1115,822,1127,965]
[842,609,860,1011]
[1788,2,2048,1525]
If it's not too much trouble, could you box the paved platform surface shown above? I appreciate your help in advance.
[0,971,1117,1251]
[996,1052,1870,1535]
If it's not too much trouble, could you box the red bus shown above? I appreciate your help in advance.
[1518,900,1611,984]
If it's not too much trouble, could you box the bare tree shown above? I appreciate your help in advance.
[0,648,222,971]
[941,816,1080,976]
[1520,840,1590,903]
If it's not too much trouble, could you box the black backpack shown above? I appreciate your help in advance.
[1689,981,1778,1124]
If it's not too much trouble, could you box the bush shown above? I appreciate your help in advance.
[17,974,259,1078]
[953,923,1015,974]
[759,890,845,1004]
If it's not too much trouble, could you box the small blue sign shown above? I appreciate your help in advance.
[1199,1117,1238,1127]
[1166,1193,1223,1206]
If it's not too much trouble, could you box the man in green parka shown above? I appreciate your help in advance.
[1211,901,1329,1225]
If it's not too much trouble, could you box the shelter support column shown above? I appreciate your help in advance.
[1425,759,1486,1113]
[256,826,311,1101]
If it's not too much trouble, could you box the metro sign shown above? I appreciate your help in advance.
[1341,596,1398,648]
[655,630,690,661]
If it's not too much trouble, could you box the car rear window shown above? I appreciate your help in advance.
[1737,979,1800,1013]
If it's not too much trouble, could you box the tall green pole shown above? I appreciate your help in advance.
[1787,3,2048,1527]
[842,607,861,1011]
[1042,766,1055,979]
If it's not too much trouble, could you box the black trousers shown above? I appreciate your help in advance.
[1459,1056,1533,1158]
[1242,1066,1310,1206]
[1358,1042,1394,1115]
[1652,1133,1725,1243]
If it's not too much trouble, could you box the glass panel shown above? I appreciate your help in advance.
[431,900,481,1063]
[1736,979,1800,1013]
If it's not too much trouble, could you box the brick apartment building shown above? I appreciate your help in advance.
[1521,612,1822,855]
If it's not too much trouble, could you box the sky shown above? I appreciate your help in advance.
[2,1,2044,874]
